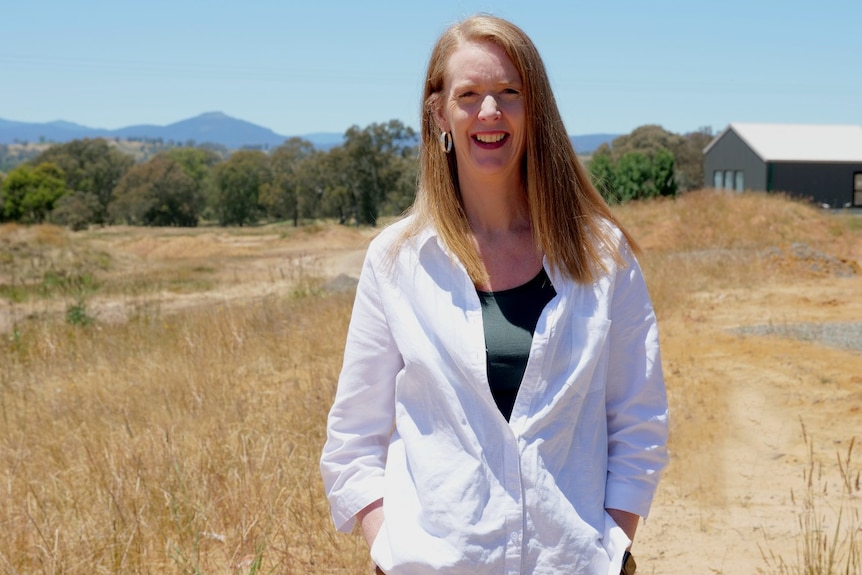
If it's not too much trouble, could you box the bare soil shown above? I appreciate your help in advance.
[640,274,862,574]
[636,226,862,574]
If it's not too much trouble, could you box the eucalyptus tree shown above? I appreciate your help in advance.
[34,138,134,223]
[261,137,315,226]
[212,150,269,226]
[160,147,222,220]
[340,119,417,225]
[109,156,202,226]
[313,146,355,224]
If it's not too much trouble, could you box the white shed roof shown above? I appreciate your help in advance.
[704,122,862,162]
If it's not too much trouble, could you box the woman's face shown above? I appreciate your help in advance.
[435,40,526,189]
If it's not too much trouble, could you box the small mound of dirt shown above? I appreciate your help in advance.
[761,243,859,278]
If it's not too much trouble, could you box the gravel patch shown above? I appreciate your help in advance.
[761,243,859,278]
[731,322,862,353]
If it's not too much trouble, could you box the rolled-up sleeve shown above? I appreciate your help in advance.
[604,248,669,518]
[320,248,404,532]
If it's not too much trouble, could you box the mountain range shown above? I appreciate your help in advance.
[0,112,617,153]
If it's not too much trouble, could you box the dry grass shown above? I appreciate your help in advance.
[0,236,372,575]
[1,190,860,574]
[761,426,861,574]
[1,292,372,573]
[614,189,859,320]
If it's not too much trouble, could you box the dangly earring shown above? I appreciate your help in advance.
[440,131,453,154]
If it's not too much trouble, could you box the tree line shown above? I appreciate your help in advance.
[588,125,713,203]
[0,121,712,230]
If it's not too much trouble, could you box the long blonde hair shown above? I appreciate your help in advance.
[405,14,637,285]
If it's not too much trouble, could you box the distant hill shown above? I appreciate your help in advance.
[0,112,343,151]
[0,112,618,154]
[570,134,618,154]
[0,119,98,145]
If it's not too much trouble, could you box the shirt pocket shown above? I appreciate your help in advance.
[525,314,612,444]
[571,313,611,378]
[544,314,612,400]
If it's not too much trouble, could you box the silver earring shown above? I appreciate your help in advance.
[440,131,453,154]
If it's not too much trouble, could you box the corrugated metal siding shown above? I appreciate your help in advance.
[770,162,862,208]
[703,129,767,190]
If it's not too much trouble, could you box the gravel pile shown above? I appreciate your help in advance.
[732,322,862,353]
[760,243,860,278]
[733,242,861,352]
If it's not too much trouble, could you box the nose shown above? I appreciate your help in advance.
[478,95,501,120]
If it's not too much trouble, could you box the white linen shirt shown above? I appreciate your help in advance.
[320,216,669,575]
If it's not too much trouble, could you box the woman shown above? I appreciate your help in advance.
[320,14,668,575]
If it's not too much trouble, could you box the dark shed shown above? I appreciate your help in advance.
[703,123,862,208]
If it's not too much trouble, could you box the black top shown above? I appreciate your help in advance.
[476,268,556,420]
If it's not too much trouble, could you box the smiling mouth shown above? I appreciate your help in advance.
[474,133,507,144]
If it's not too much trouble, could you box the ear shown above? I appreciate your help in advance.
[430,96,449,133]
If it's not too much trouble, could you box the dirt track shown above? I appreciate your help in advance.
[640,271,862,574]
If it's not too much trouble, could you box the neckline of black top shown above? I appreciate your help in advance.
[476,267,551,297]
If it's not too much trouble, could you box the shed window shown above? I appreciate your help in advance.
[714,170,744,191]
[855,172,862,207]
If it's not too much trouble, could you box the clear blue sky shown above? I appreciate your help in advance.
[1,0,859,138]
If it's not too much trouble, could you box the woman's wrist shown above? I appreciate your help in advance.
[356,498,385,548]
[605,507,640,543]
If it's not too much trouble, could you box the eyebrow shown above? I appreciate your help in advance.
[450,78,523,91]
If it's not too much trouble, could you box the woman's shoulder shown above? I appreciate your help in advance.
[367,215,414,250]
[370,214,436,248]
[364,214,434,262]
[589,217,628,257]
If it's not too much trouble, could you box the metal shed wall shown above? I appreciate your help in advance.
[770,162,862,208]
[703,129,766,190]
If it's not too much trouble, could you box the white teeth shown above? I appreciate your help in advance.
[475,133,506,143]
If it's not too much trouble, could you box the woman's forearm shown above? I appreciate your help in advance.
[606,507,639,544]
[357,498,385,549]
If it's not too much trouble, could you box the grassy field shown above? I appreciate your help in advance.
[1,190,859,574]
